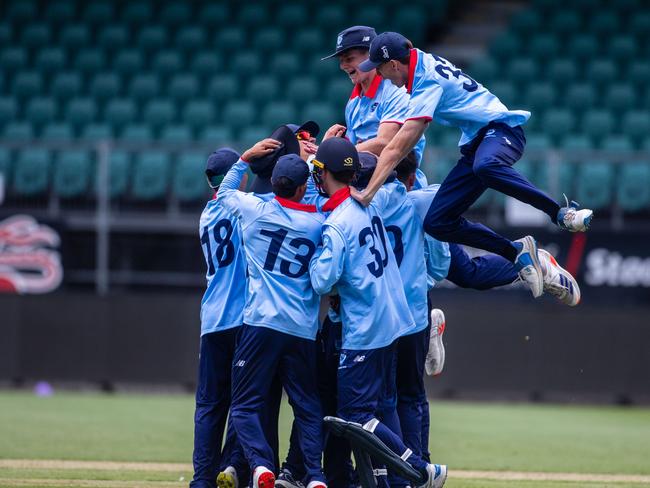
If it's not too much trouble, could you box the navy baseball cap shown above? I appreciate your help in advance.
[358,31,411,72]
[272,154,309,186]
[354,152,378,189]
[205,148,240,188]
[313,137,360,173]
[286,120,320,138]
[249,125,301,194]
[321,26,377,60]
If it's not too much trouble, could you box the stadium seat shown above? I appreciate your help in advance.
[546,59,578,86]
[588,11,621,38]
[216,27,246,52]
[89,73,122,101]
[315,6,346,28]
[81,124,114,142]
[489,33,520,61]
[34,47,66,74]
[576,161,614,210]
[528,34,559,60]
[526,133,552,152]
[262,102,297,130]
[107,151,130,198]
[222,101,255,131]
[607,36,637,64]
[617,162,650,211]
[143,99,176,129]
[239,126,270,149]
[21,23,51,48]
[468,59,498,83]
[128,74,161,101]
[191,51,222,78]
[51,72,81,100]
[622,111,650,146]
[83,1,115,25]
[301,102,338,130]
[0,148,11,181]
[567,35,599,62]
[510,9,542,36]
[196,3,229,27]
[270,53,300,81]
[182,100,215,130]
[232,53,261,76]
[489,81,518,107]
[53,150,92,198]
[151,50,182,76]
[131,152,170,200]
[6,0,37,22]
[252,28,286,54]
[175,27,206,52]
[275,5,308,28]
[293,30,326,55]
[394,9,429,44]
[59,24,90,49]
[122,0,153,25]
[629,12,650,39]
[199,125,233,144]
[542,109,576,141]
[167,74,199,102]
[237,4,269,28]
[601,135,634,154]
[159,2,192,26]
[326,79,353,106]
[120,124,153,142]
[74,48,106,75]
[113,49,144,75]
[12,71,43,99]
[246,77,279,105]
[160,125,192,143]
[25,97,57,127]
[0,47,27,72]
[13,149,50,196]
[582,110,615,142]
[207,75,239,103]
[548,10,581,36]
[136,26,168,52]
[96,24,129,51]
[627,61,650,88]
[65,98,97,128]
[104,98,136,128]
[524,82,557,111]
[3,122,34,141]
[173,153,207,202]
[586,60,617,87]
[560,133,594,151]
[286,78,319,107]
[45,0,75,23]
[42,123,73,141]
[605,85,635,112]
[0,24,11,45]
[507,58,539,86]
[564,83,595,113]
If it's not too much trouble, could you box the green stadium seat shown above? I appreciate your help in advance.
[97,24,129,51]
[232,53,261,76]
[168,74,198,102]
[253,28,286,54]
[65,98,97,128]
[175,27,206,52]
[239,126,270,149]
[309,57,341,80]
[326,79,353,106]
[128,74,160,101]
[137,26,168,52]
[42,123,73,141]
[601,135,634,154]
[0,148,11,182]
[151,50,182,76]
[1,48,27,72]
[542,109,576,141]
[432,157,457,184]
[50,72,81,100]
[113,49,144,76]
[6,0,37,21]
[582,110,614,141]
[0,24,12,45]
[34,47,66,74]
[586,60,617,86]
[287,77,319,105]
[173,153,207,201]
[394,9,428,43]
[199,125,233,144]
[560,133,594,151]
[120,124,153,142]
[143,99,176,129]
[159,2,192,26]
[271,53,300,81]
[507,58,539,85]
[104,98,136,128]
[59,24,90,49]
[21,23,51,48]
[546,59,578,85]
[528,35,559,59]
[45,0,75,23]
[301,102,337,130]
[107,151,130,198]
[567,35,598,62]
[13,149,50,196]
[160,125,192,143]
[622,111,650,146]
[629,13,650,39]
[191,51,222,78]
[83,1,115,24]
[438,130,461,149]
[246,77,279,105]
[74,48,106,74]
[572,0,602,11]
[354,6,388,31]
[275,5,308,27]
[510,10,542,36]
[0,98,17,127]
[222,101,255,131]
[617,162,650,211]
[54,150,92,198]
[564,83,595,113]
[627,61,650,88]
[489,33,520,60]
[576,161,614,210]
[605,85,635,112]
[197,3,229,27]
[524,82,556,112]
[12,71,42,98]
[90,73,122,101]
[122,0,153,24]
[238,4,269,28]
[207,75,239,103]
[589,12,621,37]
[526,133,552,151]
[548,11,581,36]
[468,58,497,84]
[607,36,637,64]
[293,30,326,55]
[262,102,297,129]
[182,100,215,130]
[216,27,246,52]
[489,81,518,107]
[315,6,345,28]
[81,123,114,142]
[25,97,57,127]
[131,152,170,200]
[3,122,34,141]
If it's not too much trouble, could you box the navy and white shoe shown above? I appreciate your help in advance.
[418,464,447,488]
[557,195,593,232]
[539,249,581,306]
[425,309,446,377]
[276,468,305,488]
[514,236,544,298]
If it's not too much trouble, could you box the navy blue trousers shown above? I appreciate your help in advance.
[230,325,325,483]
[424,123,560,262]
[191,327,240,488]
[446,243,519,290]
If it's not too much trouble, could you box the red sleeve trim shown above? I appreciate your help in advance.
[406,49,418,94]
[274,196,318,212]
[405,116,433,122]
[379,120,404,126]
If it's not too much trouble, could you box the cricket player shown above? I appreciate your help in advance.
[309,137,447,488]
[352,32,593,300]
[218,133,327,488]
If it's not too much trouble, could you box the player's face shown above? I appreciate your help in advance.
[377,60,407,87]
[338,49,374,85]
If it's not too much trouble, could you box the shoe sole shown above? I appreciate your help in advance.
[426,309,446,376]
[542,250,581,306]
[522,236,544,298]
[217,473,236,488]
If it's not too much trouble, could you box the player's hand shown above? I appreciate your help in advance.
[299,140,318,161]
[350,186,372,207]
[323,124,347,141]
[241,138,282,162]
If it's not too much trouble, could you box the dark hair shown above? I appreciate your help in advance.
[397,39,414,65]
[272,176,300,198]
[395,150,418,182]
[330,170,356,185]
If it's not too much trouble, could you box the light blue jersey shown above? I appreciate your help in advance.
[405,49,530,146]
[198,198,246,336]
[346,75,428,188]
[371,180,428,332]
[309,188,414,350]
[407,184,452,287]
[218,161,325,340]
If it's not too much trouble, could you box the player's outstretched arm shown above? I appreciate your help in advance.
[355,122,400,157]
[351,118,427,206]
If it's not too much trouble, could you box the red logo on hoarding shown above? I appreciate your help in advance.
[0,215,63,294]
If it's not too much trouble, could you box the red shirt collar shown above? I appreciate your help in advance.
[349,74,383,100]
[322,187,351,212]
[406,49,418,94]
[274,196,317,212]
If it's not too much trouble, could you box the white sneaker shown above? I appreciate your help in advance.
[418,464,447,488]
[217,466,239,488]
[514,236,544,298]
[253,466,275,488]
[557,196,593,232]
[425,309,446,376]
[538,249,581,306]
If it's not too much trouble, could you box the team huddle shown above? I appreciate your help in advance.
[190,26,593,488]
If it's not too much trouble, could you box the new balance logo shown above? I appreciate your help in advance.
[353,355,366,363]
[235,360,246,367]
[504,136,512,145]
[363,36,370,41]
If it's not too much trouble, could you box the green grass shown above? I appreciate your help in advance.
[0,391,649,488]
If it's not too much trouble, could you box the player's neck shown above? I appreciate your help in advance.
[359,75,374,94]
[327,181,348,196]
